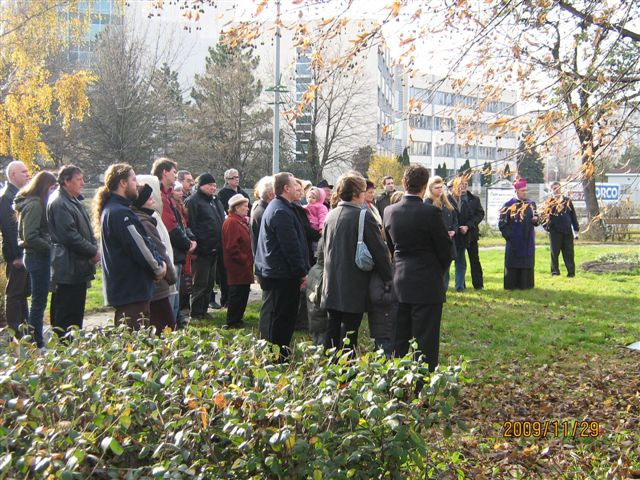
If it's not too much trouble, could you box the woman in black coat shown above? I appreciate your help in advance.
[321,173,393,352]
[447,177,470,291]
[425,175,458,291]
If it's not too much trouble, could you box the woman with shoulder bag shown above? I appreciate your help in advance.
[321,173,392,352]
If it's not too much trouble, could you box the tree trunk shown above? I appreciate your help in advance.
[581,176,606,240]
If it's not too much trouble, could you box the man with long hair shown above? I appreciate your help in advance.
[95,164,166,327]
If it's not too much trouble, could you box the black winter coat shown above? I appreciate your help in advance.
[47,188,98,285]
[185,190,224,258]
[0,182,21,262]
[218,186,251,213]
[448,194,470,249]
[464,191,484,242]
[425,197,458,258]
[384,196,453,305]
[250,200,268,254]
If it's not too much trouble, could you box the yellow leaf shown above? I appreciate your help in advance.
[200,407,209,428]
[387,1,402,17]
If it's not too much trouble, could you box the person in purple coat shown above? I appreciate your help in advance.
[498,178,539,290]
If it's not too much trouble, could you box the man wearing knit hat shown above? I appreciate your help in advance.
[185,174,225,318]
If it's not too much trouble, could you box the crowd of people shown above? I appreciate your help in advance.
[0,158,580,369]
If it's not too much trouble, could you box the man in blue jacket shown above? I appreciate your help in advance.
[544,182,579,277]
[0,161,31,335]
[255,172,309,359]
[97,164,167,327]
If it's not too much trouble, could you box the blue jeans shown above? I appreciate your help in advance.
[171,263,182,321]
[454,245,467,291]
[24,252,50,348]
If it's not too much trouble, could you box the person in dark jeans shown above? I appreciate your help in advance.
[543,182,579,277]
[185,174,224,319]
[47,166,100,339]
[254,172,310,360]
[14,171,58,348]
[0,161,31,337]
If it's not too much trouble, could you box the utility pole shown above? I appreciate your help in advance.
[272,0,282,174]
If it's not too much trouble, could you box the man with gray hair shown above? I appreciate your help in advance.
[47,165,99,338]
[0,161,31,334]
[177,170,194,199]
[218,168,251,214]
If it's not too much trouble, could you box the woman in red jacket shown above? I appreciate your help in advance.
[222,194,254,328]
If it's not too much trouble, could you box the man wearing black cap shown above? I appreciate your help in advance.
[185,174,224,318]
[316,179,333,210]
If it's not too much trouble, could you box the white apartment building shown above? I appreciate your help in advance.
[394,73,519,177]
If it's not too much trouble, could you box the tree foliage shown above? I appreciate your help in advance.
[0,1,103,168]
[351,145,374,177]
[517,135,545,184]
[180,40,272,186]
[367,154,405,189]
[481,161,493,186]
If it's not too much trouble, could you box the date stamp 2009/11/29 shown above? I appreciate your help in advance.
[502,420,601,438]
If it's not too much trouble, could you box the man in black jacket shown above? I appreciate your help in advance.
[218,168,251,214]
[255,172,310,359]
[459,179,485,289]
[544,182,579,277]
[185,174,224,318]
[47,166,99,337]
[0,161,30,334]
[375,175,396,220]
[384,165,453,372]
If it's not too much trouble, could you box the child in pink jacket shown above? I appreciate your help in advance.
[305,186,328,232]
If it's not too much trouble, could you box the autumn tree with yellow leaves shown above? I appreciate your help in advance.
[0,1,106,170]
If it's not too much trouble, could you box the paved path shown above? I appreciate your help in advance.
[83,283,263,330]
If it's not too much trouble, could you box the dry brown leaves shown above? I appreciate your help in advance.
[438,352,640,479]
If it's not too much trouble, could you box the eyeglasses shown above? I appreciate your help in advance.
[229,176,240,180]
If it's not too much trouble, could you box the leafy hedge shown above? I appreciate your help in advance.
[0,327,464,479]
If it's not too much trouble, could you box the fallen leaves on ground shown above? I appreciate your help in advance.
[429,351,640,479]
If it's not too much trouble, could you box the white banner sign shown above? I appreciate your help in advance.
[487,188,515,227]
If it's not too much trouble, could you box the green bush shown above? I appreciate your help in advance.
[0,328,464,479]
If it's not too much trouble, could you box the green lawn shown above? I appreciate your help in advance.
[190,244,640,370]
[188,244,640,478]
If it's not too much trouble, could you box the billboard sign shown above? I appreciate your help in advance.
[566,182,620,205]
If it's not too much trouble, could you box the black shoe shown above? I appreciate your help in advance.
[209,300,222,310]
[551,272,560,276]
[474,286,484,291]
[223,321,246,329]
[567,273,575,278]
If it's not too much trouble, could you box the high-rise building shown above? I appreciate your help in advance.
[67,0,122,65]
